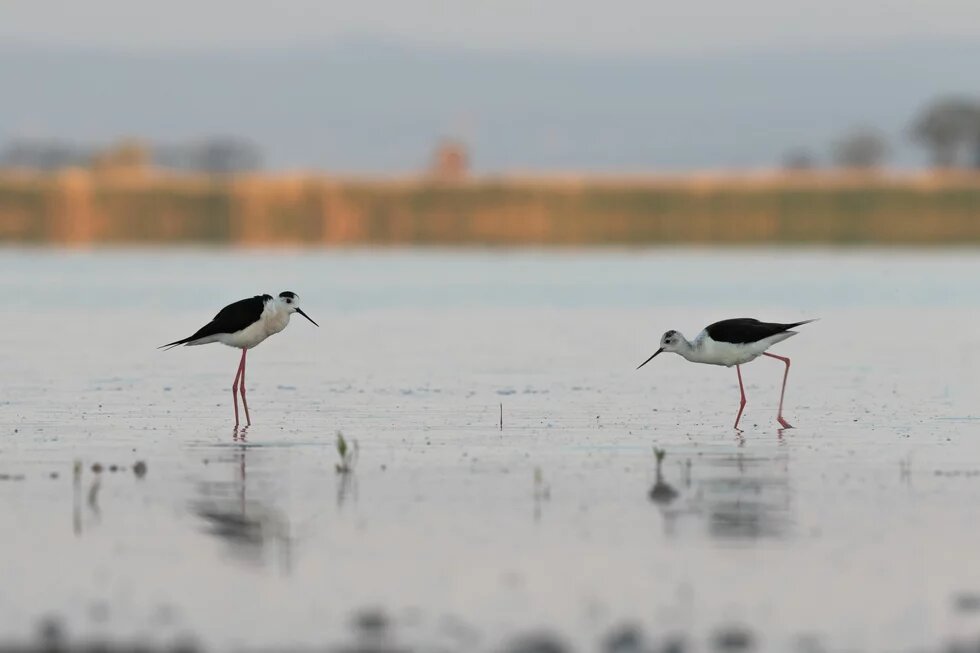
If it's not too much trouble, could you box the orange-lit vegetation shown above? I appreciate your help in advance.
[1,169,979,246]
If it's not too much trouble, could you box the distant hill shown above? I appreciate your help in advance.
[1,38,977,172]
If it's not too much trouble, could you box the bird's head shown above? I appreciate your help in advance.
[636,330,684,369]
[278,291,318,326]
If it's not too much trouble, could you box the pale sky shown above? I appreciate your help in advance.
[3,0,980,55]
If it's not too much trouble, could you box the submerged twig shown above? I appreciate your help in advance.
[533,466,551,523]
[72,459,82,536]
[533,467,551,502]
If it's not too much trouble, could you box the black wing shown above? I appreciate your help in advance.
[159,295,270,349]
[704,318,812,345]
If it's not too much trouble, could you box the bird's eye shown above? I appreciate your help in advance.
[286,298,292,304]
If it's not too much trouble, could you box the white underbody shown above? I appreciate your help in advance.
[681,330,797,367]
[188,302,291,350]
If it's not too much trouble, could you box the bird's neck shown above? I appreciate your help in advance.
[674,337,698,361]
[269,301,290,317]
[262,302,291,334]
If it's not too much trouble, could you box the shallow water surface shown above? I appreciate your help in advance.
[2,248,980,652]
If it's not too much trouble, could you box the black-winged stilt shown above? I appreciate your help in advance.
[637,318,815,430]
[160,291,318,426]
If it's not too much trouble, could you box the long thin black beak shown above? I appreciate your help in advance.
[296,308,319,327]
[636,348,664,370]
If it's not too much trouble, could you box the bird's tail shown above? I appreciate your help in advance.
[158,337,191,351]
[786,318,819,329]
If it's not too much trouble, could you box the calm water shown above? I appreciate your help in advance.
[2,248,980,652]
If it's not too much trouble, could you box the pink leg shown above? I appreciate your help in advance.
[239,348,251,426]
[763,352,793,429]
[733,364,747,431]
[231,349,246,426]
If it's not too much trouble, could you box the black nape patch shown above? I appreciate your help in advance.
[279,291,297,299]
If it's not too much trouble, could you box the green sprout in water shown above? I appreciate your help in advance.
[335,431,359,474]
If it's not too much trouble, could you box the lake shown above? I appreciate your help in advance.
[2,247,980,652]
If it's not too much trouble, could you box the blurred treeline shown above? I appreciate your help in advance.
[785,96,980,171]
[1,96,978,247]
[3,96,980,175]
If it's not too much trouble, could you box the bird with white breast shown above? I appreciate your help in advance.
[160,291,318,427]
[637,318,815,430]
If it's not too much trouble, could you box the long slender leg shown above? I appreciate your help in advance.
[733,364,747,430]
[231,348,246,426]
[763,352,793,429]
[239,348,251,426]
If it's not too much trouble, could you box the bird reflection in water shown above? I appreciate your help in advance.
[191,439,293,572]
[704,452,792,540]
[651,449,792,541]
[648,448,686,537]
[648,448,679,505]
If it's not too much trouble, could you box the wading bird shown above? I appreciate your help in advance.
[160,291,318,426]
[637,318,815,430]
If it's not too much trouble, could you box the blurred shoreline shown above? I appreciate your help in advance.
[2,169,979,246]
